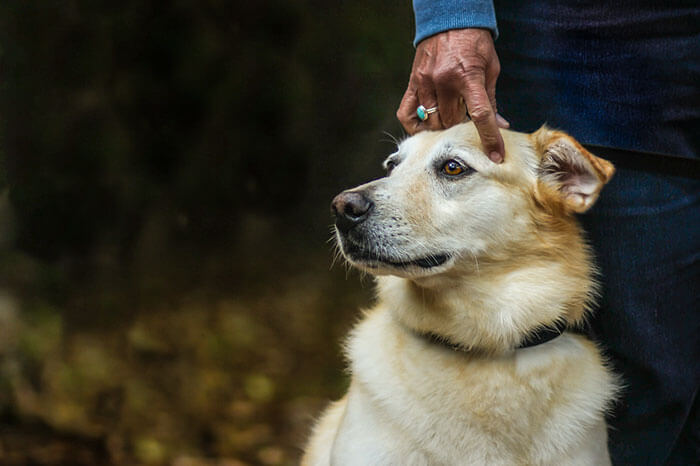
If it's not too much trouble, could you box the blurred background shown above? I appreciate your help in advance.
[0,1,415,464]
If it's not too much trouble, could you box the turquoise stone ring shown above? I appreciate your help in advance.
[416,105,438,121]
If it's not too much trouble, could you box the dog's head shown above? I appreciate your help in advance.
[332,122,614,279]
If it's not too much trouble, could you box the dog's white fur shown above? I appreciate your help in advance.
[304,123,619,465]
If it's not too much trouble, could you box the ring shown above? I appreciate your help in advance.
[417,105,438,121]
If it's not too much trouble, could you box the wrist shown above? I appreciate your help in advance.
[413,0,498,46]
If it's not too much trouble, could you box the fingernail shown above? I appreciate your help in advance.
[489,151,503,163]
[496,113,510,128]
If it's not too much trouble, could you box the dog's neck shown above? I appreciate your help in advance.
[376,239,596,354]
[415,318,569,354]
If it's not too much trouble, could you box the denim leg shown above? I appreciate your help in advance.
[580,159,700,465]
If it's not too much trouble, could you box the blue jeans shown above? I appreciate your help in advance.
[581,148,700,465]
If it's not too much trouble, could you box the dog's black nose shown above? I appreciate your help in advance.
[331,191,373,233]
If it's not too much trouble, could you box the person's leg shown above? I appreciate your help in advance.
[667,395,700,464]
[581,149,700,465]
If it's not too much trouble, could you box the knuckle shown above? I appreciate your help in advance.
[480,133,498,146]
[463,67,481,79]
[463,70,486,87]
[491,60,501,76]
[432,67,455,86]
[397,106,412,124]
[469,105,493,123]
[415,68,431,86]
[441,114,456,126]
[461,59,486,77]
[479,129,500,147]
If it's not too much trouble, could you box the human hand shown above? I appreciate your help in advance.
[396,28,509,163]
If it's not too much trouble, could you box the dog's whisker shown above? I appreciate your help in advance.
[330,245,343,270]
[380,130,401,148]
[470,252,480,274]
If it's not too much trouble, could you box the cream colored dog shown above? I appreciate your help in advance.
[304,122,619,465]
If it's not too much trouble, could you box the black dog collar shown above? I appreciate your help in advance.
[518,319,570,349]
[419,319,569,353]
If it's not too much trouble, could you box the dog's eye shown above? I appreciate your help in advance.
[442,160,466,176]
[385,160,397,175]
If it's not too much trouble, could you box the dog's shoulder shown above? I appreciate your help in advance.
[338,307,619,464]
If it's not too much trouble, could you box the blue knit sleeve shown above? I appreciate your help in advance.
[413,0,498,46]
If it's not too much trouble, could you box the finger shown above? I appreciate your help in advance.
[416,80,443,131]
[484,56,509,130]
[397,87,421,135]
[458,96,469,124]
[436,85,462,129]
[485,55,500,115]
[463,72,505,163]
[496,113,510,129]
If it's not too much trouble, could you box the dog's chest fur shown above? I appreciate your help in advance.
[317,309,615,465]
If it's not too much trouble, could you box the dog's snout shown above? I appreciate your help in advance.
[331,191,373,233]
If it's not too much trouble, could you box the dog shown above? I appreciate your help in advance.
[303,122,619,465]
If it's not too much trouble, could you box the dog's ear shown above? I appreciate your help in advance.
[531,126,615,213]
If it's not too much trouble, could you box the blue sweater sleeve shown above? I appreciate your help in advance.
[413,0,498,45]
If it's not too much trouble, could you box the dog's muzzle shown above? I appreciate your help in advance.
[331,191,373,233]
